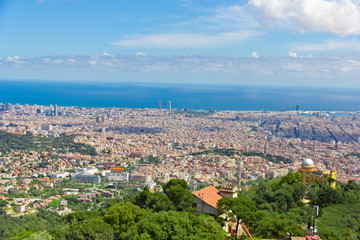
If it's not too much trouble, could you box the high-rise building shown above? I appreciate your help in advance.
[167,100,171,111]
[49,104,53,116]
[296,105,300,111]
[54,104,58,116]
[237,160,243,185]
[4,102,10,111]
[158,100,162,111]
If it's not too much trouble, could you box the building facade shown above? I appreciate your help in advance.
[193,184,238,217]
[299,158,336,188]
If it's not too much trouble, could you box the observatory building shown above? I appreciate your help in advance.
[299,158,336,189]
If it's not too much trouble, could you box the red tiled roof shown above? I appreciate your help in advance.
[193,186,223,209]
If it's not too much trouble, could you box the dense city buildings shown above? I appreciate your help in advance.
[0,103,359,186]
[0,103,359,217]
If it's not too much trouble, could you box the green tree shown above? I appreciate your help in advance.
[162,179,189,192]
[120,211,226,240]
[163,179,194,212]
[315,185,340,208]
[64,218,114,240]
[23,231,53,240]
[253,213,302,239]
[63,210,102,225]
[133,187,151,209]
[280,171,302,185]
[0,199,8,207]
[47,199,60,209]
[146,192,174,212]
[104,202,148,237]
[217,195,257,240]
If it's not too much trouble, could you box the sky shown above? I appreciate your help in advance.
[1,0,360,87]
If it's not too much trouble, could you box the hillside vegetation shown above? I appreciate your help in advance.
[0,130,96,156]
[1,174,360,239]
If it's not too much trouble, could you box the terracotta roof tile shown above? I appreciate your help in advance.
[193,186,223,209]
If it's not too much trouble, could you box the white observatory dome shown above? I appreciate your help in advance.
[302,158,315,168]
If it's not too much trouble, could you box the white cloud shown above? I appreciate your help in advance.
[299,55,313,58]
[113,30,261,48]
[101,52,116,58]
[3,54,360,87]
[292,38,360,52]
[136,52,146,56]
[6,56,21,62]
[113,5,262,49]
[249,0,360,35]
[53,59,64,64]
[288,51,298,58]
[251,51,259,58]
[202,5,260,30]
[6,56,23,63]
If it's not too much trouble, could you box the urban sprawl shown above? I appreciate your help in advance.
[0,102,359,216]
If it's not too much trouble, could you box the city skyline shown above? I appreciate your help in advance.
[1,0,360,87]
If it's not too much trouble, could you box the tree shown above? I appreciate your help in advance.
[47,199,60,209]
[0,199,8,207]
[133,187,151,209]
[315,185,340,208]
[253,214,302,239]
[104,202,148,237]
[65,218,114,240]
[146,192,174,212]
[120,211,226,240]
[163,179,189,192]
[217,195,257,240]
[163,179,194,212]
[292,182,307,202]
[23,231,54,240]
[280,171,302,185]
[63,210,102,225]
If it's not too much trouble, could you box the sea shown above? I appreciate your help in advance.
[0,80,359,112]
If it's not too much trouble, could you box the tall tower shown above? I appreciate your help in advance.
[167,100,171,111]
[237,160,243,185]
[54,104,58,116]
[4,102,10,111]
[158,100,162,111]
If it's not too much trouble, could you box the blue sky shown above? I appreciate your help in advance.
[1,0,360,87]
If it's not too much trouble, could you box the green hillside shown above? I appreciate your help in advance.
[1,176,359,239]
[0,130,96,156]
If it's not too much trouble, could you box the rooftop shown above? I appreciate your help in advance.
[193,186,223,209]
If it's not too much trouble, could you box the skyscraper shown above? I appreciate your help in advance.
[4,102,10,111]
[54,104,58,116]
[158,100,162,111]
[296,105,300,111]
[167,100,171,111]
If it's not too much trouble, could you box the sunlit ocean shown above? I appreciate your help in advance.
[1,80,359,112]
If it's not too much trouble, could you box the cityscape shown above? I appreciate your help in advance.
[2,0,360,239]
[1,102,360,188]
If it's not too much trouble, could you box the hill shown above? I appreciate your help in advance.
[0,130,96,156]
